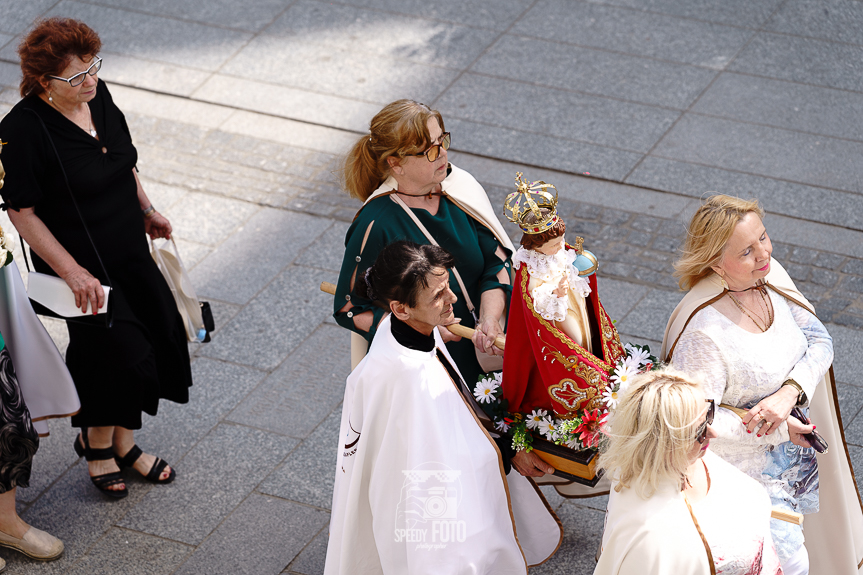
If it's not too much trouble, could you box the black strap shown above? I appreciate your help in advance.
[22,107,114,327]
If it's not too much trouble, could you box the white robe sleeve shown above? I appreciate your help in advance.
[673,326,789,446]
[785,300,833,405]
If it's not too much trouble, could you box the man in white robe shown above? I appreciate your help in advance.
[325,242,561,574]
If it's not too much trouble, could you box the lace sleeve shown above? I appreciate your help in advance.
[672,324,789,446]
[531,280,567,322]
[785,299,834,405]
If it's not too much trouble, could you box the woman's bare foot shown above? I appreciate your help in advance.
[79,429,126,493]
[112,428,173,481]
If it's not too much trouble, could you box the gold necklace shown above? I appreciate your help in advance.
[728,289,773,332]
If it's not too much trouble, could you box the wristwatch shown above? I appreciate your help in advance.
[783,379,807,406]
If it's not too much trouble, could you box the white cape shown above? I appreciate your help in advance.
[325,315,561,574]
[0,261,79,435]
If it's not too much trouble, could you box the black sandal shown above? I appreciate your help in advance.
[114,444,176,484]
[73,430,129,499]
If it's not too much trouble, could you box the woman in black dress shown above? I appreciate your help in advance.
[0,18,193,498]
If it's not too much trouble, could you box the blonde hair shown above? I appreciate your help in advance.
[341,100,445,201]
[598,368,705,499]
[673,194,764,290]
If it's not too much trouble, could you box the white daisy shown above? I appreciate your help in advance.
[626,346,651,367]
[537,417,558,441]
[611,364,639,393]
[494,418,510,433]
[602,385,621,410]
[563,437,582,450]
[525,409,549,430]
[473,377,500,404]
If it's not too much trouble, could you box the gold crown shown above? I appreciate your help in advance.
[503,172,560,234]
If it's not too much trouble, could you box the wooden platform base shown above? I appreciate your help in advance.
[531,436,602,487]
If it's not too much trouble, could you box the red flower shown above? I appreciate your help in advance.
[575,409,604,448]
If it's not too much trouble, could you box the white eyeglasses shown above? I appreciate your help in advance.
[48,57,102,87]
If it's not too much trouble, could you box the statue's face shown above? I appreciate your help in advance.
[535,234,565,256]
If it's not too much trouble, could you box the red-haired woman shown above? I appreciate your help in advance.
[0,19,192,500]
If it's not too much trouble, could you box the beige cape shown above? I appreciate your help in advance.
[662,259,863,574]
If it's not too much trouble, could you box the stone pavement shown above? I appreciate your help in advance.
[0,1,861,574]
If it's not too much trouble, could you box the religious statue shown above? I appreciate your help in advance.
[494,173,638,484]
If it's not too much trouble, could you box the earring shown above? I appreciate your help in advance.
[718,273,728,291]
[48,91,52,102]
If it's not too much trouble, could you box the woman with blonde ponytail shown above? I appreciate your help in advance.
[334,100,514,386]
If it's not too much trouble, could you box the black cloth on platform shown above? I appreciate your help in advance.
[0,80,192,429]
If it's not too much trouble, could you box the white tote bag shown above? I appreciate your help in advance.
[150,237,206,342]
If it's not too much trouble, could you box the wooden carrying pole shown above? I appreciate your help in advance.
[321,282,803,524]
[320,281,504,350]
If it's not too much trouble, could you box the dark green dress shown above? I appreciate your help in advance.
[335,190,512,385]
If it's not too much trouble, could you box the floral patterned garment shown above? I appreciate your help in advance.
[672,289,833,563]
[0,335,39,492]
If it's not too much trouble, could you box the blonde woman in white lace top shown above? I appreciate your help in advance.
[663,195,863,575]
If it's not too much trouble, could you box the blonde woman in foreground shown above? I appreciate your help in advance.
[663,195,863,574]
[595,369,783,575]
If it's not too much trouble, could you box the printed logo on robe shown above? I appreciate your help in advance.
[394,462,467,550]
[343,420,361,459]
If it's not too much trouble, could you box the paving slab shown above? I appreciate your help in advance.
[828,323,863,388]
[514,0,753,68]
[46,0,253,71]
[133,358,268,466]
[63,527,193,575]
[730,32,863,93]
[110,84,236,130]
[93,0,293,32]
[200,265,336,370]
[227,325,348,439]
[258,409,341,508]
[219,34,460,104]
[692,73,863,143]
[836,383,863,430]
[163,191,261,248]
[531,502,605,575]
[189,207,327,305]
[294,221,352,274]
[18,420,79,504]
[266,0,499,70]
[438,73,680,153]
[285,526,329,575]
[450,153,699,221]
[615,288,682,342]
[11,460,152,575]
[474,34,716,109]
[191,75,378,134]
[651,114,863,195]
[765,0,863,45]
[0,0,57,36]
[333,0,532,30]
[119,423,299,545]
[585,0,784,28]
[593,277,650,323]
[176,494,329,575]
[443,118,643,182]
[98,52,212,98]
[219,111,358,157]
[626,156,863,232]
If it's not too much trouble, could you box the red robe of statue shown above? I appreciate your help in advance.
[502,255,626,418]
